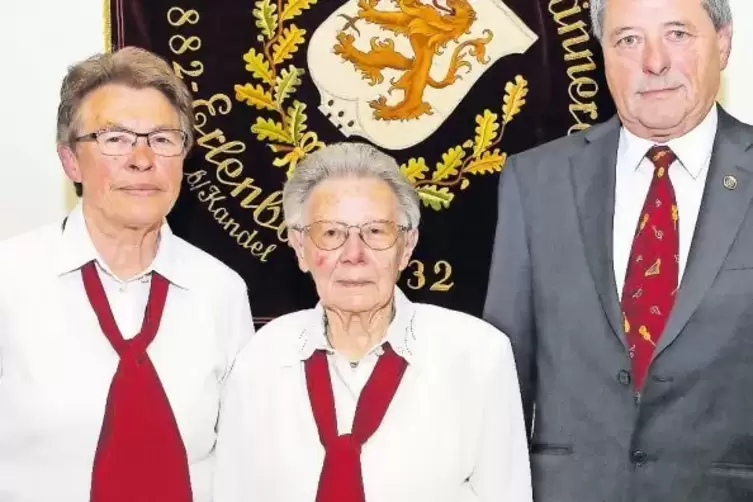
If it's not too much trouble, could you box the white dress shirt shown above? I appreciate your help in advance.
[613,105,718,296]
[0,202,255,502]
[214,287,532,502]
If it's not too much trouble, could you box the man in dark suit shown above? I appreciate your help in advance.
[483,0,752,500]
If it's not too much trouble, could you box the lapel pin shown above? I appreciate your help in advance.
[723,175,738,190]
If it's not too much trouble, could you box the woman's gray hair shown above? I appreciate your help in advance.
[282,142,421,229]
[590,0,732,40]
[57,46,194,195]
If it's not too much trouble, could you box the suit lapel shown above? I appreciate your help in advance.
[570,117,627,348]
[653,109,753,357]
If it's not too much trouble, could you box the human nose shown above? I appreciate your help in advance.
[642,37,670,76]
[127,137,155,171]
[338,227,367,263]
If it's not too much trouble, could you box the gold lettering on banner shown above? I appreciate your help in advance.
[185,170,278,261]
[548,0,602,133]
[405,260,455,291]
[166,5,287,262]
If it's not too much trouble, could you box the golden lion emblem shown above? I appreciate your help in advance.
[333,0,493,121]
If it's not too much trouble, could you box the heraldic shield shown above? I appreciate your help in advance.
[108,0,615,324]
[307,0,537,150]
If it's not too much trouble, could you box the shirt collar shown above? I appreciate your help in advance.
[618,104,718,180]
[54,200,192,289]
[292,286,418,366]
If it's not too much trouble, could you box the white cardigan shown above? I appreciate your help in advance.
[214,288,532,502]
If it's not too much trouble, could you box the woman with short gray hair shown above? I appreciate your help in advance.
[215,141,532,502]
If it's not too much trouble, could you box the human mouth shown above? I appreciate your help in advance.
[638,86,681,97]
[119,184,162,195]
[337,280,372,287]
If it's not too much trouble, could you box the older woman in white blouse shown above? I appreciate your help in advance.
[214,142,532,502]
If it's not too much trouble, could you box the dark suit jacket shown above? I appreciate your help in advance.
[483,106,753,501]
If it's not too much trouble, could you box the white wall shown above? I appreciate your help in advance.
[1,0,752,240]
[1,0,103,238]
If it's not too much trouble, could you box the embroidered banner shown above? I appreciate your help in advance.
[109,0,615,324]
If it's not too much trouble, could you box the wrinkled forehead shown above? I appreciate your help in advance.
[77,83,181,131]
[304,176,400,225]
[603,0,712,32]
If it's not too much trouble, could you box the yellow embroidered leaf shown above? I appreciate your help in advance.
[286,100,308,142]
[417,185,454,211]
[463,139,474,149]
[502,75,529,124]
[272,24,306,64]
[465,149,507,175]
[234,83,276,111]
[251,117,294,144]
[432,146,466,181]
[460,178,470,190]
[242,48,274,85]
[400,158,429,182]
[472,109,500,158]
[253,0,278,40]
[274,66,303,107]
[280,0,318,21]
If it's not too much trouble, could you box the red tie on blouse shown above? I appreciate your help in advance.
[81,261,193,502]
[305,344,407,502]
[621,145,680,390]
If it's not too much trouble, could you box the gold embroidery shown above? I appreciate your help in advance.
[657,166,665,178]
[639,326,657,346]
[653,149,668,162]
[645,258,661,277]
[623,314,631,334]
[640,213,649,231]
[652,225,664,240]
[671,204,678,229]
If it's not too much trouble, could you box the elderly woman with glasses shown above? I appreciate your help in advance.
[213,142,532,502]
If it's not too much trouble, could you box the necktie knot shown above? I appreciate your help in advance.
[326,433,362,455]
[646,145,676,172]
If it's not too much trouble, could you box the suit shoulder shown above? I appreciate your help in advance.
[509,116,619,171]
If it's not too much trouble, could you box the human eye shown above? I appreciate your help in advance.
[314,222,344,238]
[667,30,690,42]
[100,131,133,144]
[616,34,641,48]
[365,223,388,235]
[151,131,182,146]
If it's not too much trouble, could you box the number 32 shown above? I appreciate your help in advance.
[405,260,454,291]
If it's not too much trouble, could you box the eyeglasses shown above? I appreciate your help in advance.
[294,220,410,251]
[74,128,188,157]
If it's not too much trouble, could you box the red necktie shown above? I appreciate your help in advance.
[621,145,680,390]
[81,261,193,502]
[305,344,407,502]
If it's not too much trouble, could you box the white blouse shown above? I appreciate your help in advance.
[0,203,255,502]
[214,287,532,502]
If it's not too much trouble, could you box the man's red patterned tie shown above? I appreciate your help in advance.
[621,145,680,390]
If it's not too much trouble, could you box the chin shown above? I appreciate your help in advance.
[119,205,168,228]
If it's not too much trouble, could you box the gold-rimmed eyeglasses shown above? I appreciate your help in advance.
[74,127,188,157]
[294,220,410,251]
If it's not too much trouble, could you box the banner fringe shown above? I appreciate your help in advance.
[103,0,112,52]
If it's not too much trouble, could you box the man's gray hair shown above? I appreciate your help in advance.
[57,46,194,196]
[282,142,421,229]
[590,0,732,40]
